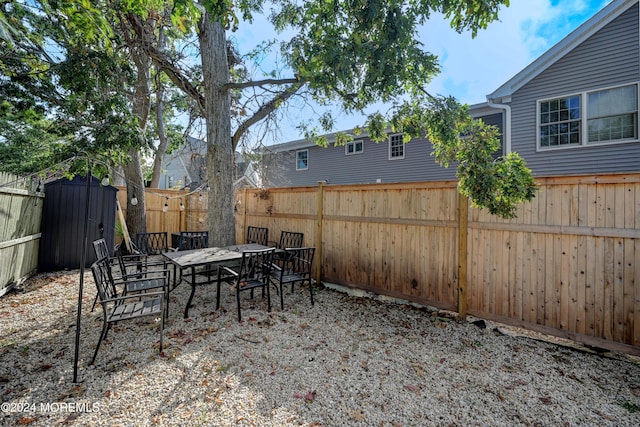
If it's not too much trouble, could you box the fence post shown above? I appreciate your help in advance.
[242,188,248,244]
[181,189,188,231]
[316,181,325,285]
[457,192,468,319]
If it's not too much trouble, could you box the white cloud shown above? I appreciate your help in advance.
[421,0,611,105]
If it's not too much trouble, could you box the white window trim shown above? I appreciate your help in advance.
[296,149,309,171]
[536,82,640,152]
[388,133,405,160]
[345,140,364,156]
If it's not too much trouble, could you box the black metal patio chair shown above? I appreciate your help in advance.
[89,257,165,365]
[270,247,315,310]
[269,231,304,265]
[246,226,269,246]
[92,238,170,316]
[135,232,169,255]
[175,231,209,250]
[216,248,275,322]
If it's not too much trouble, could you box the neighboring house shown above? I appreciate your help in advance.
[159,137,260,189]
[486,0,640,177]
[263,0,640,187]
[262,107,503,188]
[159,137,206,189]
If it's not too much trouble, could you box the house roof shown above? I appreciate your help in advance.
[266,128,365,153]
[266,102,500,152]
[487,0,637,102]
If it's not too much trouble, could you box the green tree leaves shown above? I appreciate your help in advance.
[388,95,537,219]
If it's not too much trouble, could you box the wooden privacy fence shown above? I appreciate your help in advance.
[0,172,43,296]
[115,186,208,242]
[235,173,640,355]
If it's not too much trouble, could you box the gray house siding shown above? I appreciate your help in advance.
[270,135,455,187]
[509,3,640,177]
[265,108,504,187]
[477,112,505,156]
[265,136,458,187]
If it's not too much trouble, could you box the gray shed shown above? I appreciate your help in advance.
[38,176,118,272]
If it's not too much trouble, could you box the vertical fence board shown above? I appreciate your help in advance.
[575,235,587,335]
[634,239,640,347]
[0,173,42,294]
[535,233,546,325]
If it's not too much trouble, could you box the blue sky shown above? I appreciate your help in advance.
[234,0,612,143]
[421,0,611,104]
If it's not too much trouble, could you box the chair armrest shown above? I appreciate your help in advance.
[219,266,239,277]
[100,291,165,304]
[269,262,283,272]
[120,254,149,262]
[113,269,170,284]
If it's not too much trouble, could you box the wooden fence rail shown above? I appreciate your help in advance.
[235,174,640,355]
[0,172,43,296]
[114,186,208,243]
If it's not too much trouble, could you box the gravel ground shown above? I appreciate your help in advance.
[1,268,640,427]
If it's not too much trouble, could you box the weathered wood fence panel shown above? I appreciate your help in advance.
[0,172,43,296]
[236,174,640,355]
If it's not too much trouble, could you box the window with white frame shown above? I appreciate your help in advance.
[296,149,308,170]
[389,133,404,159]
[538,84,638,149]
[345,140,364,155]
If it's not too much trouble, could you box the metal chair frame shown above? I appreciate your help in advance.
[92,238,170,316]
[176,231,209,251]
[216,248,275,322]
[90,257,165,365]
[270,247,315,310]
[246,226,269,246]
[135,232,169,255]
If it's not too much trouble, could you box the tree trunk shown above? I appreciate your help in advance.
[123,19,152,237]
[199,13,235,247]
[150,26,168,189]
[149,77,167,189]
[123,151,147,237]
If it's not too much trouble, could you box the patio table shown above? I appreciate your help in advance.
[162,244,273,318]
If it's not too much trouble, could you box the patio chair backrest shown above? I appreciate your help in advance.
[285,247,315,277]
[246,226,269,246]
[135,232,168,255]
[279,231,304,249]
[237,248,275,284]
[92,238,110,261]
[91,257,119,303]
[178,231,208,250]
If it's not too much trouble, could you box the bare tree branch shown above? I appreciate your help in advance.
[225,77,299,90]
[232,81,304,150]
[143,44,206,114]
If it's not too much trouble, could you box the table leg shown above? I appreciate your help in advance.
[184,267,197,318]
